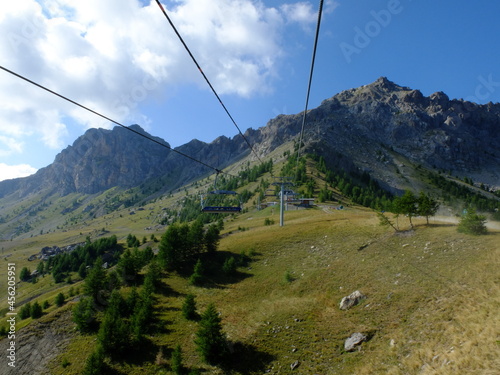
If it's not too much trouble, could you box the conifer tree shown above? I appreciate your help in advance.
[171,344,184,375]
[417,192,439,224]
[195,303,228,365]
[457,208,487,235]
[182,294,198,321]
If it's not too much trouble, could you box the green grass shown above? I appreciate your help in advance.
[1,201,499,374]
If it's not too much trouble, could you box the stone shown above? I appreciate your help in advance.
[339,290,366,310]
[290,360,300,370]
[344,332,367,351]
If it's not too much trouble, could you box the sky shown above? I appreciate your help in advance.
[1,0,500,181]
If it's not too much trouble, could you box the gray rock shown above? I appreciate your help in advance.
[339,290,366,310]
[344,332,367,351]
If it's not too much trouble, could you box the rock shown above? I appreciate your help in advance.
[344,332,367,351]
[339,290,366,310]
[290,360,300,370]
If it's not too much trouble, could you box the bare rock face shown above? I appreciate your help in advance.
[344,332,367,352]
[339,290,366,310]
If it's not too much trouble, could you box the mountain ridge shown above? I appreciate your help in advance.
[1,77,499,201]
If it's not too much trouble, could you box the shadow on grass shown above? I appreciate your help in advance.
[156,279,183,298]
[222,342,276,375]
[111,337,166,367]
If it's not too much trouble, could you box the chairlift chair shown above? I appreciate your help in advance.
[200,173,242,213]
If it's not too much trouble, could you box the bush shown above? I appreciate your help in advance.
[264,218,275,226]
[457,208,487,235]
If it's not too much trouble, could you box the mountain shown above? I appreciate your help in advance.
[1,77,499,201]
[253,77,500,190]
[0,125,250,198]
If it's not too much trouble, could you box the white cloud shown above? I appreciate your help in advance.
[0,163,37,180]
[0,0,313,157]
[280,2,316,25]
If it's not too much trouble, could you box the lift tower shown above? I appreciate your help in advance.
[272,177,294,227]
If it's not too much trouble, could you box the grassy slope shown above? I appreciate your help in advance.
[2,207,492,375]
[1,150,498,374]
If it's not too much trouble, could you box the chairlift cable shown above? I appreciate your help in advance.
[295,0,324,182]
[154,0,264,165]
[0,65,236,178]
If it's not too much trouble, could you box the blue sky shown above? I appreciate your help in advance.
[1,0,499,181]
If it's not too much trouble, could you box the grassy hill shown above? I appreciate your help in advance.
[1,204,499,374]
[0,150,499,374]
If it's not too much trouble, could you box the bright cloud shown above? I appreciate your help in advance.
[0,0,319,161]
[0,163,38,180]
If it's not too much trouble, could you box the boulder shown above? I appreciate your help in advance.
[344,332,367,351]
[339,290,366,310]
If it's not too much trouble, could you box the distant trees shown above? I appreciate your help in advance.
[158,221,220,272]
[379,190,440,230]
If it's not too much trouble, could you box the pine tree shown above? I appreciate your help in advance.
[204,224,220,253]
[73,296,97,333]
[195,303,228,365]
[30,301,43,319]
[417,192,440,225]
[189,259,205,286]
[19,303,31,320]
[82,345,106,375]
[84,257,107,304]
[182,294,198,320]
[171,344,184,375]
[55,292,65,307]
[97,291,130,356]
[19,267,31,281]
[393,190,418,228]
[457,208,487,235]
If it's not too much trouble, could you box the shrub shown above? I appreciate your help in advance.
[457,208,487,235]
